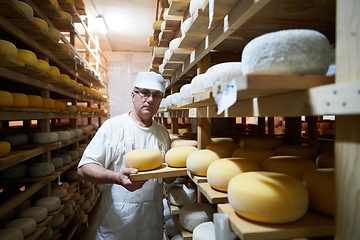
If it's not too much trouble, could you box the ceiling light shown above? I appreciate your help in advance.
[94,16,108,34]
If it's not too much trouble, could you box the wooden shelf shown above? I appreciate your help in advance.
[218,204,334,240]
[24,227,47,240]
[198,182,228,204]
[129,163,187,181]
[168,0,190,16]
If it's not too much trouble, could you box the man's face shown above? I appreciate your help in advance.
[132,87,163,118]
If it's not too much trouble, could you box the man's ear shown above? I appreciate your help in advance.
[131,91,135,102]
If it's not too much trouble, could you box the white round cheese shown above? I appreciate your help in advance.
[57,154,72,164]
[71,192,80,202]
[54,131,72,141]
[171,234,182,240]
[179,203,216,232]
[166,217,180,237]
[181,17,193,36]
[32,132,59,144]
[0,163,27,179]
[50,213,64,227]
[242,29,332,75]
[51,187,68,199]
[4,218,36,237]
[204,62,242,91]
[168,183,197,206]
[28,162,55,177]
[0,228,23,240]
[72,147,85,157]
[165,146,199,167]
[190,74,206,95]
[179,83,192,99]
[62,202,74,217]
[187,149,220,176]
[35,196,61,212]
[0,133,28,145]
[193,221,215,240]
[189,0,206,16]
[51,157,63,168]
[124,149,163,171]
[37,226,53,240]
[17,206,48,223]
[169,38,181,52]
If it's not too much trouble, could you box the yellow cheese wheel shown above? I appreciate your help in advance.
[207,158,260,192]
[75,105,83,112]
[262,156,318,180]
[275,145,318,161]
[210,137,233,144]
[50,0,59,8]
[124,149,163,171]
[0,39,18,57]
[54,100,65,110]
[0,141,11,157]
[186,149,220,176]
[178,128,190,135]
[60,74,70,83]
[48,66,60,77]
[0,90,13,107]
[205,142,240,158]
[15,1,33,19]
[36,59,50,72]
[228,171,308,224]
[232,147,275,165]
[58,43,71,53]
[171,139,198,148]
[165,146,199,167]
[27,95,43,108]
[302,168,335,217]
[238,135,283,150]
[48,27,61,42]
[153,20,164,29]
[33,17,48,32]
[69,79,76,88]
[59,11,72,21]
[315,152,334,168]
[17,49,37,67]
[42,98,55,109]
[11,93,29,107]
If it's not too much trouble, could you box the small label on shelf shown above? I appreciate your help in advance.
[214,78,237,115]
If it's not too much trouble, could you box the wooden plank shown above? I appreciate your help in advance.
[198,182,228,204]
[168,0,190,16]
[31,0,62,18]
[0,54,25,67]
[24,227,46,240]
[37,216,53,228]
[187,170,207,183]
[218,203,334,240]
[129,163,187,181]
[0,147,48,171]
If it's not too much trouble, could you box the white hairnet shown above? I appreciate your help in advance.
[133,72,166,93]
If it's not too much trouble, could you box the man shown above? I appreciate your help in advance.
[77,72,174,240]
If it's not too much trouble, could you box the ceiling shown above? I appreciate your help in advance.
[82,0,158,52]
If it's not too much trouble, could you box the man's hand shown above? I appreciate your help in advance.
[117,167,147,192]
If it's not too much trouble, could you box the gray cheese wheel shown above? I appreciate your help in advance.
[179,203,216,232]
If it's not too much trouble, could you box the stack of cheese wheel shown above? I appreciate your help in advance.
[124,149,163,171]
[0,163,27,179]
[316,152,334,168]
[0,90,13,107]
[262,156,318,180]
[11,93,29,108]
[237,135,283,150]
[241,29,332,75]
[171,139,198,148]
[179,203,216,232]
[0,39,18,57]
[28,162,55,177]
[204,62,243,92]
[4,218,37,237]
[232,147,275,166]
[17,206,48,223]
[186,149,220,176]
[15,1,33,19]
[275,145,318,161]
[205,142,240,158]
[303,168,335,217]
[165,146,198,167]
[17,49,37,67]
[168,182,197,206]
[0,141,11,157]
[207,158,260,192]
[228,171,308,224]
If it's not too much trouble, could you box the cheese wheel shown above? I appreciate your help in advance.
[207,158,260,192]
[54,100,66,111]
[17,49,37,67]
[303,168,335,217]
[71,192,80,202]
[0,141,11,157]
[238,135,283,150]
[153,20,164,29]
[51,181,70,189]
[242,29,332,75]
[65,150,79,160]
[0,133,28,145]
[62,202,74,217]
[228,171,308,224]
[35,196,61,212]
[60,74,70,83]
[54,131,71,141]
[0,163,27,179]
[32,132,58,144]
[275,145,318,161]
[80,200,90,210]
[124,149,162,171]
[51,187,67,198]
[193,221,215,240]
[190,74,206,95]
[80,180,92,188]
[28,162,55,177]
[262,156,318,180]
[72,147,85,156]
[210,137,233,144]
[206,142,240,158]
[189,0,207,16]
[232,147,275,166]
[35,59,50,73]
[71,210,85,221]
[52,11,72,22]
[179,203,215,232]
[48,27,61,42]
[11,92,29,107]
[171,234,182,240]
[169,38,181,52]
[50,0,58,7]
[33,17,48,32]
[4,218,36,237]
[166,217,180,237]
[171,139,198,148]
[165,146,198,167]
[181,17,193,37]
[0,90,13,106]
[0,39,18,57]
[168,183,197,206]
[51,156,63,168]
[204,62,243,91]
[316,152,334,168]
[56,154,72,164]
[68,130,75,138]
[37,227,53,240]
[17,206,48,223]
[186,149,220,176]
[154,47,168,56]
[179,83,192,99]
[50,213,64,227]
[0,228,23,240]
[27,95,42,108]
[48,66,60,77]
[15,1,33,19]
[66,105,76,113]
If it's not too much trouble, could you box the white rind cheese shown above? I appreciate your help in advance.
[0,228,23,240]
[50,213,64,227]
[190,74,206,95]
[193,221,216,240]
[4,218,37,237]
[0,163,27,179]
[28,162,55,177]
[0,133,28,145]
[168,183,197,206]
[32,132,59,144]
[204,62,243,92]
[51,157,64,168]
[179,203,216,232]
[17,206,48,223]
[35,196,61,212]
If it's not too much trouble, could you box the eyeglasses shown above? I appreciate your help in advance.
[133,88,163,100]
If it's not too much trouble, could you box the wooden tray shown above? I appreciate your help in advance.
[129,163,187,181]
[198,182,228,204]
[218,204,334,240]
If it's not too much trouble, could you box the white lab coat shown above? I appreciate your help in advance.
[78,112,171,240]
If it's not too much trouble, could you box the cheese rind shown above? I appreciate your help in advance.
[4,218,37,237]
[17,49,37,67]
[32,132,59,144]
[28,162,55,177]
[179,203,216,232]
[11,92,29,107]
[0,90,13,106]
[124,149,163,171]
[0,141,11,157]
[186,149,220,176]
[35,196,61,212]
[206,142,240,158]
[165,146,198,167]
[228,171,308,224]
[232,147,275,166]
[27,95,43,108]
[17,206,48,223]
[0,228,23,240]
[0,39,18,57]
